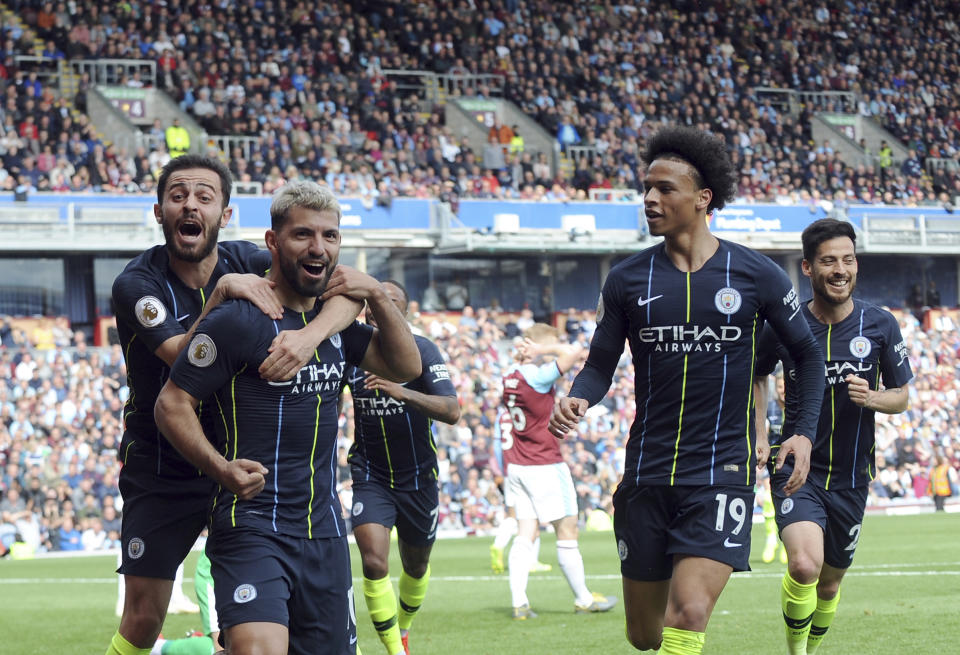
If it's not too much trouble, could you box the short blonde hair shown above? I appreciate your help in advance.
[270,180,341,229]
[522,322,562,343]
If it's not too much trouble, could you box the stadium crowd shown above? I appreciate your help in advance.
[0,0,958,207]
[1,300,957,554]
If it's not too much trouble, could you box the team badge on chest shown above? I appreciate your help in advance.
[714,287,742,315]
[849,336,872,359]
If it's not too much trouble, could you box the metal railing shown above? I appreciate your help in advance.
[564,145,596,164]
[926,157,960,175]
[69,59,157,87]
[382,69,504,105]
[753,87,857,116]
[795,90,857,113]
[588,188,639,202]
[205,134,261,162]
[13,55,60,80]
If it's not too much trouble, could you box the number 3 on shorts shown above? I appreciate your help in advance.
[714,492,747,536]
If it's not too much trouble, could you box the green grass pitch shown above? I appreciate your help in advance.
[1,512,957,654]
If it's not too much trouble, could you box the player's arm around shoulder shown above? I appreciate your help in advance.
[324,268,420,382]
[142,271,282,367]
[259,291,364,382]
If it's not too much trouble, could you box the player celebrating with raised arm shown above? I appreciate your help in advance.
[754,218,912,655]
[502,324,616,619]
[345,279,460,655]
[550,126,825,655]
[107,156,360,655]
[155,180,421,655]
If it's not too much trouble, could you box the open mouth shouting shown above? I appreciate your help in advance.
[300,259,327,281]
[176,217,204,244]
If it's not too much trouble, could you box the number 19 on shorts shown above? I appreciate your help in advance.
[714,492,747,536]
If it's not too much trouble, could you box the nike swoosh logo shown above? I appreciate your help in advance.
[349,635,358,644]
[723,538,742,548]
[176,313,190,322]
[637,295,662,307]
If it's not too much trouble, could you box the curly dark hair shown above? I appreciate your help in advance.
[642,126,737,213]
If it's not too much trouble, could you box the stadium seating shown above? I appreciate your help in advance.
[0,0,957,205]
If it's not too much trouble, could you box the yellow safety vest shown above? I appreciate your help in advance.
[932,464,952,497]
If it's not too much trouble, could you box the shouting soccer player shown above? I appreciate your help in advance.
[755,218,912,655]
[345,279,460,655]
[551,126,825,655]
[107,156,359,655]
[155,180,421,655]
[502,324,616,619]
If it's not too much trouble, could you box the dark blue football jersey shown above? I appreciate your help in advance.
[112,241,271,477]
[570,239,823,488]
[169,299,374,539]
[347,335,456,492]
[756,299,913,489]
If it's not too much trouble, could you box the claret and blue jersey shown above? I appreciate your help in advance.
[756,298,914,489]
[577,239,821,489]
[169,299,374,539]
[347,335,456,491]
[112,241,271,477]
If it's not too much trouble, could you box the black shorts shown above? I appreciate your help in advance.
[117,464,213,578]
[613,483,754,581]
[772,478,868,570]
[207,526,357,655]
[350,480,439,546]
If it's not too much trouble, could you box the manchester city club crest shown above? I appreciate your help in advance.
[849,336,872,359]
[135,296,167,328]
[233,584,258,603]
[714,287,742,315]
[781,498,794,514]
[596,294,605,323]
[187,334,217,367]
[127,537,145,559]
[352,501,364,516]
[617,538,629,561]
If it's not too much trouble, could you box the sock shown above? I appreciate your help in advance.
[806,591,840,654]
[493,516,517,550]
[781,572,817,655]
[363,574,404,655]
[161,636,214,655]
[657,626,705,654]
[765,515,778,548]
[556,539,592,607]
[397,565,430,632]
[532,535,542,563]
[150,640,166,655]
[105,631,152,655]
[116,552,125,617]
[508,536,532,607]
[170,562,187,603]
